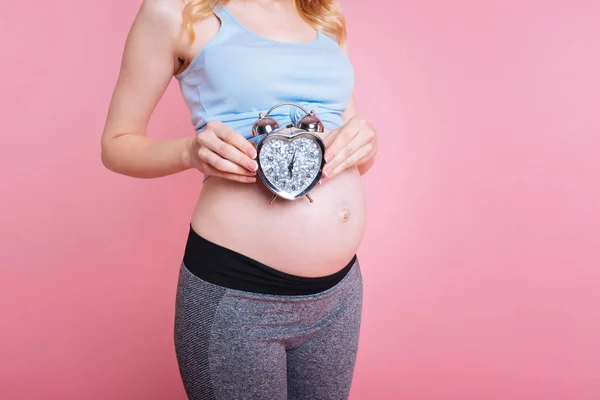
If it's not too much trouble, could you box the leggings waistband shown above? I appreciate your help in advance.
[182,225,357,295]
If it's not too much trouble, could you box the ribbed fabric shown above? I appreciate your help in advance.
[174,264,227,399]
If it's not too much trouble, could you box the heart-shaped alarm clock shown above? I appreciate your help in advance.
[251,102,326,203]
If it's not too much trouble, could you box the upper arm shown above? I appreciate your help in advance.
[335,0,357,123]
[339,39,358,123]
[101,0,181,143]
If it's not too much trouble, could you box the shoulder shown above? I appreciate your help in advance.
[135,0,220,58]
[139,0,183,18]
[135,0,184,38]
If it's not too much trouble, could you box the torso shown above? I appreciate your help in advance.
[192,166,366,277]
[173,0,366,277]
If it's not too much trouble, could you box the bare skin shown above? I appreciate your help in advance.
[101,0,378,277]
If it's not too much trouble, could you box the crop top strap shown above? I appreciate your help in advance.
[212,5,236,28]
[212,5,224,19]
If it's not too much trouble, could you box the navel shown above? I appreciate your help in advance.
[339,208,352,222]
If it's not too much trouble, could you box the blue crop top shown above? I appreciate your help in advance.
[175,5,355,144]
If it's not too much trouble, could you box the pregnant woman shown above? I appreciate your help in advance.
[100,0,378,399]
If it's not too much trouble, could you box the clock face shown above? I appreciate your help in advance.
[257,132,324,199]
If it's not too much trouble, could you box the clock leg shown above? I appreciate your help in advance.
[269,194,277,204]
[306,194,314,203]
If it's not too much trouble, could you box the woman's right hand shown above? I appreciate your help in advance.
[185,121,258,183]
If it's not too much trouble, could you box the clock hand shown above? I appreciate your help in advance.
[288,150,296,178]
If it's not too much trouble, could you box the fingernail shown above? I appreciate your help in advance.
[247,176,256,183]
[320,176,328,185]
[325,153,334,163]
[248,161,258,171]
[247,147,257,159]
[323,167,331,177]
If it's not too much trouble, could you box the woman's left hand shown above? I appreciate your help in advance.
[321,116,378,183]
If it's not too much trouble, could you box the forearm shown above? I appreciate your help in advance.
[101,133,195,179]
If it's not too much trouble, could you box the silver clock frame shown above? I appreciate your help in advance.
[255,128,326,201]
[252,102,326,203]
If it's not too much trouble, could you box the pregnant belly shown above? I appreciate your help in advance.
[190,166,367,277]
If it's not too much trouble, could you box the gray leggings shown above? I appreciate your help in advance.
[174,259,363,400]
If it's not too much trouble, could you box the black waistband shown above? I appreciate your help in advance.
[182,225,356,295]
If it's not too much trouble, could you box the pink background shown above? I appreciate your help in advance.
[1,0,599,399]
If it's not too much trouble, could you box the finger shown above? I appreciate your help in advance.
[322,127,340,148]
[208,121,257,159]
[197,147,256,177]
[199,132,258,173]
[324,118,362,162]
[328,142,374,181]
[203,163,257,183]
[324,131,373,178]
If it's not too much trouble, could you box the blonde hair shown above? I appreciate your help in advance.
[181,0,347,44]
